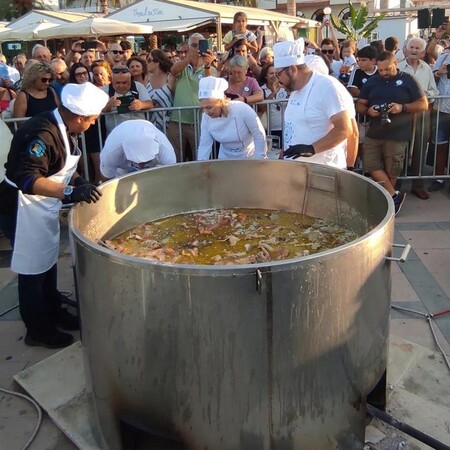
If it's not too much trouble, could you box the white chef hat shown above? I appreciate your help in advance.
[273,39,305,69]
[198,76,229,100]
[120,120,160,163]
[61,82,109,116]
[304,54,329,76]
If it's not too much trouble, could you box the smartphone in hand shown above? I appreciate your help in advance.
[81,41,98,50]
[117,95,135,114]
[199,39,209,54]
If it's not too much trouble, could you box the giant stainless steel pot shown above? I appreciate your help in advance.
[70,160,395,450]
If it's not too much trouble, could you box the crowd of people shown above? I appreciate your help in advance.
[0,10,449,347]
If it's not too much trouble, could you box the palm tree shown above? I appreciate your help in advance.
[1,0,48,20]
[331,1,386,41]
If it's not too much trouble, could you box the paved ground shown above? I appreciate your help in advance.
[0,179,449,450]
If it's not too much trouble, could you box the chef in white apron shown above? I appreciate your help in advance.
[100,119,176,179]
[272,39,357,169]
[0,82,108,349]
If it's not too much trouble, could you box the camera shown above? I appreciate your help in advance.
[373,103,392,125]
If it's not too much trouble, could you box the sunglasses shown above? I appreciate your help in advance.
[41,77,53,83]
[275,67,289,78]
[321,49,335,55]
[111,50,125,55]
[112,67,130,74]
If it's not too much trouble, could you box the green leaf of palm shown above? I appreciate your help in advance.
[353,5,369,31]
[331,16,354,39]
[349,2,357,23]
[361,14,386,37]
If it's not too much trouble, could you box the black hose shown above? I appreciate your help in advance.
[367,404,450,450]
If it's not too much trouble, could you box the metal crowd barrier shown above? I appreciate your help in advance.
[3,96,450,184]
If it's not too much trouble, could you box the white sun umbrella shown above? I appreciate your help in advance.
[0,20,60,42]
[37,17,153,40]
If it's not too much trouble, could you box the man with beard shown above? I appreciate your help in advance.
[356,51,428,215]
[274,39,357,169]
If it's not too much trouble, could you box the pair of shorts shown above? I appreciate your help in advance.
[431,111,450,144]
[363,137,407,177]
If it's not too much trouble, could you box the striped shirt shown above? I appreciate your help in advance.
[146,81,173,132]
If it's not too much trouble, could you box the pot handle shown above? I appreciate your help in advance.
[385,244,411,263]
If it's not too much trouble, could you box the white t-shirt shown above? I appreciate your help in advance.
[331,60,343,78]
[103,81,151,135]
[197,101,267,160]
[223,30,257,45]
[100,120,176,178]
[284,72,354,168]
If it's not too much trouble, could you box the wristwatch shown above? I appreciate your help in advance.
[63,185,73,201]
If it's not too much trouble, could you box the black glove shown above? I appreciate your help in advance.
[74,176,90,187]
[69,184,102,204]
[283,144,315,159]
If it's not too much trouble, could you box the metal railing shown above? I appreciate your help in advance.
[3,96,450,184]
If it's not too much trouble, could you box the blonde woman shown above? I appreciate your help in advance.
[197,76,267,160]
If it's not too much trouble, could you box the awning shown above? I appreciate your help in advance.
[148,18,214,32]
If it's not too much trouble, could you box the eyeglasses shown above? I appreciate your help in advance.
[321,49,335,55]
[112,67,130,74]
[275,67,289,78]
[40,77,53,83]
[190,43,198,48]
[111,50,125,55]
[75,71,88,77]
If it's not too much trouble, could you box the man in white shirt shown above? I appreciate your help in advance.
[398,37,439,199]
[274,39,357,169]
[100,120,176,179]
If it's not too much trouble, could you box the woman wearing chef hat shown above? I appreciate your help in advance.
[197,76,267,160]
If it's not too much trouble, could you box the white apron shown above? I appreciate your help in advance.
[284,72,346,168]
[10,109,80,275]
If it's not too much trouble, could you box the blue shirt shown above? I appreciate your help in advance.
[359,70,424,141]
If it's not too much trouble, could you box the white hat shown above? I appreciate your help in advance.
[121,120,160,163]
[273,39,305,69]
[198,76,229,100]
[61,82,109,116]
[304,54,329,76]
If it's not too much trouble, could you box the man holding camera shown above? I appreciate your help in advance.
[356,51,428,215]
[102,65,153,135]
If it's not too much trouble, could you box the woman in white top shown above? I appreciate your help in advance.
[197,76,267,160]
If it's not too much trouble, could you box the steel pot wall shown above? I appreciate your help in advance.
[70,160,394,450]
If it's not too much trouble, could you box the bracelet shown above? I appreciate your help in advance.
[244,97,248,103]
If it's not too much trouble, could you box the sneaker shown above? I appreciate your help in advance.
[393,191,406,216]
[428,180,444,192]
[57,308,80,331]
[25,329,73,349]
